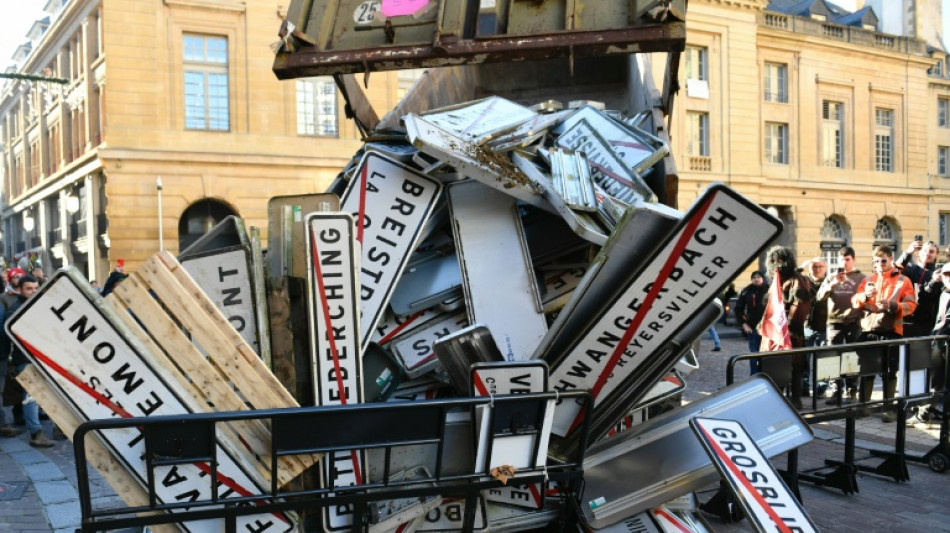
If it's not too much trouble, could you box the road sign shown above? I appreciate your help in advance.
[544,184,782,437]
[581,375,812,529]
[305,213,366,532]
[180,246,262,354]
[448,180,547,361]
[691,418,818,533]
[340,152,443,350]
[6,269,292,533]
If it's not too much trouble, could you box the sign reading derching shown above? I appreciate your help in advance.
[305,213,365,532]
[340,152,443,350]
[7,270,291,533]
[691,418,817,533]
[545,185,782,437]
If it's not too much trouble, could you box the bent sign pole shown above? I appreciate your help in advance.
[544,184,782,438]
[690,417,817,533]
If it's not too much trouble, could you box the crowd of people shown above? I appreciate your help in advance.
[733,240,948,422]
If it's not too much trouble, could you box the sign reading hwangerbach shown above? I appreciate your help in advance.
[6,269,292,533]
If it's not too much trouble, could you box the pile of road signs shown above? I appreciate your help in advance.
[7,96,814,532]
[293,96,799,530]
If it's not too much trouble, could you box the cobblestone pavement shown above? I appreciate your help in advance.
[0,325,946,532]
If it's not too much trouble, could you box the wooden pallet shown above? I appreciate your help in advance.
[17,366,179,533]
[107,251,318,484]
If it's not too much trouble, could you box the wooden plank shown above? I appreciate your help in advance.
[136,255,294,411]
[17,366,179,533]
[108,279,313,486]
[156,250,299,407]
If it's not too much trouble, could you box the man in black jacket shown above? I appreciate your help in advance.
[4,275,53,447]
[734,270,768,374]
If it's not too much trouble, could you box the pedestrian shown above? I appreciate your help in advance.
[764,245,812,409]
[30,262,46,287]
[897,237,940,337]
[817,246,866,404]
[802,257,828,347]
[0,267,25,311]
[928,262,950,421]
[707,326,722,352]
[734,271,768,373]
[2,274,53,446]
[101,258,128,297]
[852,245,917,422]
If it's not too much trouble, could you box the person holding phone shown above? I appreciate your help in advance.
[897,236,940,337]
[818,246,866,404]
[852,245,917,421]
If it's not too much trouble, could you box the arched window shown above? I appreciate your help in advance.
[872,217,900,253]
[178,199,237,252]
[820,215,851,269]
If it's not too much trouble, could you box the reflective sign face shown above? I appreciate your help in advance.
[340,152,443,350]
[545,184,782,437]
[181,247,261,354]
[691,418,817,533]
[305,213,365,532]
[6,270,292,533]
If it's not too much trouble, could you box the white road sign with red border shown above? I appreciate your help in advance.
[545,184,782,437]
[340,152,443,350]
[6,270,292,533]
[690,418,817,533]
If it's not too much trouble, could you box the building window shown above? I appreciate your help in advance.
[296,77,338,137]
[940,146,950,176]
[874,108,893,172]
[184,34,229,131]
[822,100,844,168]
[685,46,707,81]
[940,213,950,247]
[820,216,850,270]
[686,112,709,156]
[764,62,788,103]
[873,217,900,249]
[940,98,950,128]
[765,122,788,164]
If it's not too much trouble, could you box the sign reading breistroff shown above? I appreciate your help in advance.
[339,152,443,350]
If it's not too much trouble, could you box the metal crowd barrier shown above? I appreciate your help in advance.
[73,390,592,533]
[725,336,949,496]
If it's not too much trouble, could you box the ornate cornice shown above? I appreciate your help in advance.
[694,0,768,11]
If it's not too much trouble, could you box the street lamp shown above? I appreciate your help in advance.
[65,193,79,214]
[23,212,34,233]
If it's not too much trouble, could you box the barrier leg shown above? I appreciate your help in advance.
[800,414,859,494]
[699,481,744,523]
[866,400,911,482]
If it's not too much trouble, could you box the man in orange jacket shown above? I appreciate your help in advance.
[851,245,917,421]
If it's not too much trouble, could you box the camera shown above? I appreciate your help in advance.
[915,234,924,242]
